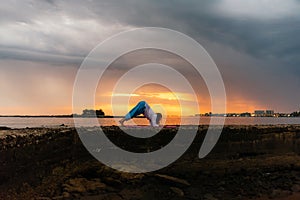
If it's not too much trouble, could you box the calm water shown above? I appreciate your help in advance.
[0,117,300,128]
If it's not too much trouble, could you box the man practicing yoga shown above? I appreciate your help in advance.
[119,101,162,127]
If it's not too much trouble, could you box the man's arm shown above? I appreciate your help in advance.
[149,114,159,127]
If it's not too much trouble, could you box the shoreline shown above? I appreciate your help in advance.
[1,125,300,199]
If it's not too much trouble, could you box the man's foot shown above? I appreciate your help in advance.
[119,119,125,126]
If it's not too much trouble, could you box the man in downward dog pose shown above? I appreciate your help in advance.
[119,101,162,127]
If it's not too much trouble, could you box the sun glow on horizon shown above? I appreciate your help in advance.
[94,84,201,117]
[0,80,263,116]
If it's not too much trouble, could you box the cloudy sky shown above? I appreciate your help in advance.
[0,0,300,115]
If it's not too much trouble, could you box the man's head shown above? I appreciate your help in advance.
[156,113,162,125]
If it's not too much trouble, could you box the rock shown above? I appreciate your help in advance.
[52,196,64,200]
[186,187,201,199]
[85,179,106,192]
[170,187,184,197]
[119,172,144,181]
[64,183,86,194]
[155,174,190,186]
[119,188,143,200]
[270,189,291,199]
[62,192,71,198]
[63,178,106,195]
[103,177,122,187]
[81,193,123,200]
[292,184,300,192]
[204,193,218,200]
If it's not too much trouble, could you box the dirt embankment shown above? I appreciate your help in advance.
[1,125,300,200]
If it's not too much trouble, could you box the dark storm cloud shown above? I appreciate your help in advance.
[76,0,300,112]
[1,0,299,68]
[73,0,300,67]
[1,0,300,112]
[0,46,84,66]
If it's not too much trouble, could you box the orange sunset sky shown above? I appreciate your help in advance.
[95,84,259,117]
[0,49,284,116]
[1,1,299,115]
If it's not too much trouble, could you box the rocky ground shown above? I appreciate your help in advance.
[1,125,300,199]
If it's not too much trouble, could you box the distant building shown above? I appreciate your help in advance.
[226,113,239,117]
[276,113,290,117]
[254,110,265,117]
[254,110,275,117]
[265,110,274,117]
[240,112,251,117]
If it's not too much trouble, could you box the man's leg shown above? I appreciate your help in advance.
[119,101,146,125]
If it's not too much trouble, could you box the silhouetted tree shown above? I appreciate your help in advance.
[291,111,300,117]
[96,109,105,116]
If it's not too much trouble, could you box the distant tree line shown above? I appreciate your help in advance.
[290,111,300,117]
